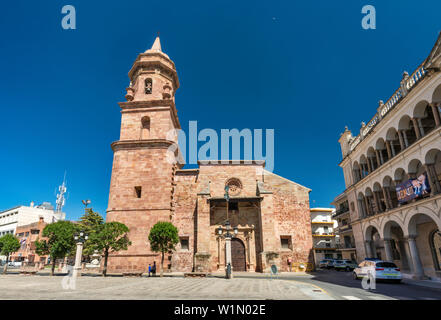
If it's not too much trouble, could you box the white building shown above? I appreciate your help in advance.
[310,208,340,265]
[337,33,441,280]
[0,202,65,237]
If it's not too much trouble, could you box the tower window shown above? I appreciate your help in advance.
[134,186,142,198]
[280,236,292,249]
[145,78,152,94]
[141,116,150,139]
[180,237,189,250]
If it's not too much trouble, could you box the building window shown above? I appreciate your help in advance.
[180,237,189,250]
[145,78,152,94]
[280,236,292,250]
[134,186,142,198]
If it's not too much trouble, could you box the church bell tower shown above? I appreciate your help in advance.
[106,36,181,272]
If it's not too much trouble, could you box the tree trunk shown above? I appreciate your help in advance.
[3,254,8,274]
[51,258,56,276]
[160,251,164,277]
[103,249,108,277]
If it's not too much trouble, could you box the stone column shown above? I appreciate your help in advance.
[385,187,393,209]
[390,141,396,157]
[364,196,370,216]
[195,194,211,272]
[418,118,425,137]
[430,103,441,127]
[258,192,278,272]
[225,237,232,268]
[372,192,380,214]
[407,236,425,279]
[375,150,381,167]
[412,118,422,140]
[398,130,405,150]
[73,242,83,278]
[365,240,373,259]
[382,187,390,210]
[402,130,409,148]
[383,238,394,262]
[425,164,441,195]
[386,141,392,159]
[367,159,372,174]
[357,199,364,218]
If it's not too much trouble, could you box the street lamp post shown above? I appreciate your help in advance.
[217,186,239,279]
[217,221,238,279]
[73,231,88,278]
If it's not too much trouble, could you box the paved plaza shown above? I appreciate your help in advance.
[0,274,331,300]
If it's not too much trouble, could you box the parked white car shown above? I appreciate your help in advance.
[7,261,22,267]
[353,260,402,283]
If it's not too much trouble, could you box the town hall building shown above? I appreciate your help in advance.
[106,36,314,273]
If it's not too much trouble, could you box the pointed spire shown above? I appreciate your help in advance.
[150,35,162,52]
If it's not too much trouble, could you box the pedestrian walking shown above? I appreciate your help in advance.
[152,261,157,276]
[148,264,151,277]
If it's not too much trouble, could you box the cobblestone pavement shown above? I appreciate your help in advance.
[0,274,332,300]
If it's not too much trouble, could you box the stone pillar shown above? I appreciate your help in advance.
[365,240,373,259]
[402,130,409,148]
[357,199,365,218]
[258,192,278,272]
[364,196,370,216]
[418,118,425,137]
[195,194,211,272]
[372,192,380,214]
[430,103,441,127]
[425,164,441,195]
[375,150,381,167]
[386,141,392,159]
[225,237,232,276]
[383,238,394,262]
[73,242,83,277]
[382,187,390,210]
[380,150,385,165]
[407,236,425,279]
[398,130,405,150]
[390,141,396,157]
[367,159,372,174]
[412,118,422,140]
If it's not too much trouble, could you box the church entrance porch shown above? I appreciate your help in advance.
[231,238,246,271]
[209,197,261,272]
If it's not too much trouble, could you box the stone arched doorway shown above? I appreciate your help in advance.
[231,238,246,271]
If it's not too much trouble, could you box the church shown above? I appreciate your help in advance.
[106,36,314,273]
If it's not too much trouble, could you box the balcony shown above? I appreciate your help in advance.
[313,245,337,250]
[334,207,349,217]
[311,221,334,225]
[312,233,335,237]
[335,224,352,233]
[336,243,356,250]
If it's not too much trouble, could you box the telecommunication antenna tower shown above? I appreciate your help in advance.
[56,173,67,213]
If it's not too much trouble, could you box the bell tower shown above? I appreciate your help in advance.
[106,36,181,272]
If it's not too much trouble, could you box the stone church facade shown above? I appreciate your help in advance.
[106,36,313,273]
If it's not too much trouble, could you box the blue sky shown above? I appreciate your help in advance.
[1,0,440,220]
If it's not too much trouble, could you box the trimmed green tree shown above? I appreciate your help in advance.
[0,234,20,274]
[78,208,104,257]
[89,222,131,277]
[148,221,179,277]
[35,220,76,276]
